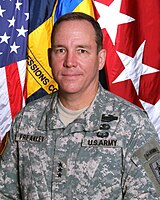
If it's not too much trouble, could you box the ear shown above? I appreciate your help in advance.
[48,48,52,67]
[98,49,106,70]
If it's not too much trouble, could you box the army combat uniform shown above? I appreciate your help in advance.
[0,84,160,199]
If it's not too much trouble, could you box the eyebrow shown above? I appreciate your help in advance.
[52,44,92,49]
[76,45,91,49]
[52,44,64,48]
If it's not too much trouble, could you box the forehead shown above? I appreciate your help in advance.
[53,20,96,41]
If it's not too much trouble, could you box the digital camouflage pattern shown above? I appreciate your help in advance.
[0,84,160,200]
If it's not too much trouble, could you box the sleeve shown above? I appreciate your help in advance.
[0,115,22,199]
[123,110,160,200]
[133,138,160,197]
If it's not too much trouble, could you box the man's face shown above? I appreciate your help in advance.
[49,20,106,96]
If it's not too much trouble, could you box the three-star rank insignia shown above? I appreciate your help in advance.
[54,159,66,181]
[57,162,63,178]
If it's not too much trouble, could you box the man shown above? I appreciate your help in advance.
[0,12,160,199]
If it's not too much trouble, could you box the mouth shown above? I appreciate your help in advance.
[63,74,81,76]
[62,72,83,76]
[61,73,82,81]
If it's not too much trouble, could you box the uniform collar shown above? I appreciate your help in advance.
[38,92,64,130]
[38,84,118,133]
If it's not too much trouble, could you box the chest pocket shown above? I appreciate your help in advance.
[52,133,123,199]
[74,145,122,198]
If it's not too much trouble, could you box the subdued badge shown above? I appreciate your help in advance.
[150,158,160,184]
[99,113,119,136]
[133,138,160,196]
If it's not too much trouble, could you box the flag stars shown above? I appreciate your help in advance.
[24,13,29,21]
[112,41,159,95]
[15,0,22,10]
[140,99,160,134]
[8,16,16,27]
[10,42,20,53]
[0,5,6,17]
[16,25,28,37]
[94,0,135,45]
[0,32,10,44]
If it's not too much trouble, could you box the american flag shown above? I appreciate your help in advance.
[0,0,29,141]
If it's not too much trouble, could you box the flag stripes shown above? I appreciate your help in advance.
[0,60,26,139]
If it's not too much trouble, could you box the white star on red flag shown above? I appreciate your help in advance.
[140,99,160,134]
[94,0,135,45]
[94,0,160,137]
[113,41,159,95]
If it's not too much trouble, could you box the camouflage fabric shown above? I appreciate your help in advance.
[0,84,160,200]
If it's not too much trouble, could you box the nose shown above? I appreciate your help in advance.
[63,51,76,68]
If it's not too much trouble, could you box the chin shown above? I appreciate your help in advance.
[60,86,81,94]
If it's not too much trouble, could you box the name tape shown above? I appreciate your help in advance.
[16,134,46,143]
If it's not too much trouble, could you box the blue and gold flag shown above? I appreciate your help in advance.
[27,0,57,103]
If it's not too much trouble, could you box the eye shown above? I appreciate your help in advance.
[77,49,88,54]
[54,48,66,54]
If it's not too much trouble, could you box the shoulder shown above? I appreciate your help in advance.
[99,85,145,115]
[13,92,57,126]
[24,94,53,111]
[98,85,156,134]
[21,92,57,113]
[100,86,159,140]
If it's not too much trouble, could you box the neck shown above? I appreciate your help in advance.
[58,84,98,110]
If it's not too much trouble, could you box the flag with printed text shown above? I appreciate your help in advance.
[0,0,29,151]
[93,0,160,137]
[27,0,57,103]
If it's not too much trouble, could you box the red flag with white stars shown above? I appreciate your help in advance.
[93,0,160,137]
